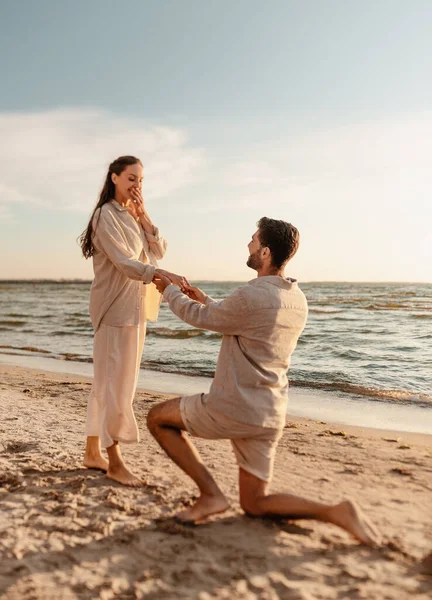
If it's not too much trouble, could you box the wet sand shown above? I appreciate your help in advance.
[0,364,431,599]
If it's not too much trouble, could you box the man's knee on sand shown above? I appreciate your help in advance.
[239,468,269,517]
[146,405,161,435]
[239,490,267,517]
[146,397,184,435]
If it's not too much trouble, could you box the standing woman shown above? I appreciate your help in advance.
[79,155,186,486]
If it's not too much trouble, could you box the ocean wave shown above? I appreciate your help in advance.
[0,344,52,355]
[356,328,387,335]
[0,320,26,326]
[331,316,359,322]
[363,303,414,310]
[65,325,93,333]
[147,327,221,340]
[290,379,432,407]
[324,298,372,305]
[59,353,92,363]
[65,318,90,324]
[391,291,417,297]
[52,331,93,337]
[141,360,215,378]
[308,309,344,314]
[333,349,369,359]
[313,298,432,312]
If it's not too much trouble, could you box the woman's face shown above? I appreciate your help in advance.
[112,163,144,200]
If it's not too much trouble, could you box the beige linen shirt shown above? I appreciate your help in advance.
[163,276,308,428]
[89,200,167,332]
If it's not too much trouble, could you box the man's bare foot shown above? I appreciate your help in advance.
[328,500,382,547]
[107,463,144,487]
[176,493,230,523]
[83,456,109,472]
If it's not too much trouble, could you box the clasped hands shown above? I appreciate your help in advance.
[153,270,207,304]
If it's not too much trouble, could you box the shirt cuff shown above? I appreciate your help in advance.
[141,264,156,284]
[163,283,177,301]
[145,226,160,242]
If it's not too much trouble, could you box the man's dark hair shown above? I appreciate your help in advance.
[257,217,300,269]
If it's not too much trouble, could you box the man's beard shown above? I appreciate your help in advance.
[246,250,263,270]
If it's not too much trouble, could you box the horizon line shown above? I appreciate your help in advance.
[0,278,430,285]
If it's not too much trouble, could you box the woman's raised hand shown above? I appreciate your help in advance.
[129,187,145,218]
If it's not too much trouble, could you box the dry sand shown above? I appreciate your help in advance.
[0,364,431,599]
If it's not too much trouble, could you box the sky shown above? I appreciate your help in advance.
[0,0,431,282]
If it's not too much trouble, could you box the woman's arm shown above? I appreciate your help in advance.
[94,208,155,282]
[143,226,168,260]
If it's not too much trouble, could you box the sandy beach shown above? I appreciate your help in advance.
[0,364,431,599]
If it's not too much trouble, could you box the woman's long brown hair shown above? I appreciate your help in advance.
[79,155,143,259]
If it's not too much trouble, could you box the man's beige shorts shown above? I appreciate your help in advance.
[180,394,283,482]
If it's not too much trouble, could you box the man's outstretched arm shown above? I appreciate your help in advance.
[161,282,248,335]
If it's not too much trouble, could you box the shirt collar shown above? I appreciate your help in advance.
[110,199,128,212]
[248,275,298,289]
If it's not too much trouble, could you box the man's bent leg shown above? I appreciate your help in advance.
[238,468,381,547]
[147,398,229,522]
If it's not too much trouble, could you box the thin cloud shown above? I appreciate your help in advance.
[0,108,205,217]
[213,112,432,212]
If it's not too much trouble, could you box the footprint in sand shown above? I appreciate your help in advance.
[155,518,196,538]
[340,467,362,475]
[5,441,39,453]
[421,551,432,576]
[0,468,24,488]
[390,467,412,476]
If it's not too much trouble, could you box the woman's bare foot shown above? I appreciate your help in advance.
[83,455,109,472]
[107,463,144,487]
[327,500,382,547]
[105,441,143,487]
[176,493,230,523]
[84,437,108,471]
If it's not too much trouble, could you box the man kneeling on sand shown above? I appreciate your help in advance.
[148,217,381,547]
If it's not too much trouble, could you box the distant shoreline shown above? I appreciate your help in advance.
[1,279,431,284]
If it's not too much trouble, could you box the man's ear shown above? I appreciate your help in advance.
[262,246,271,260]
